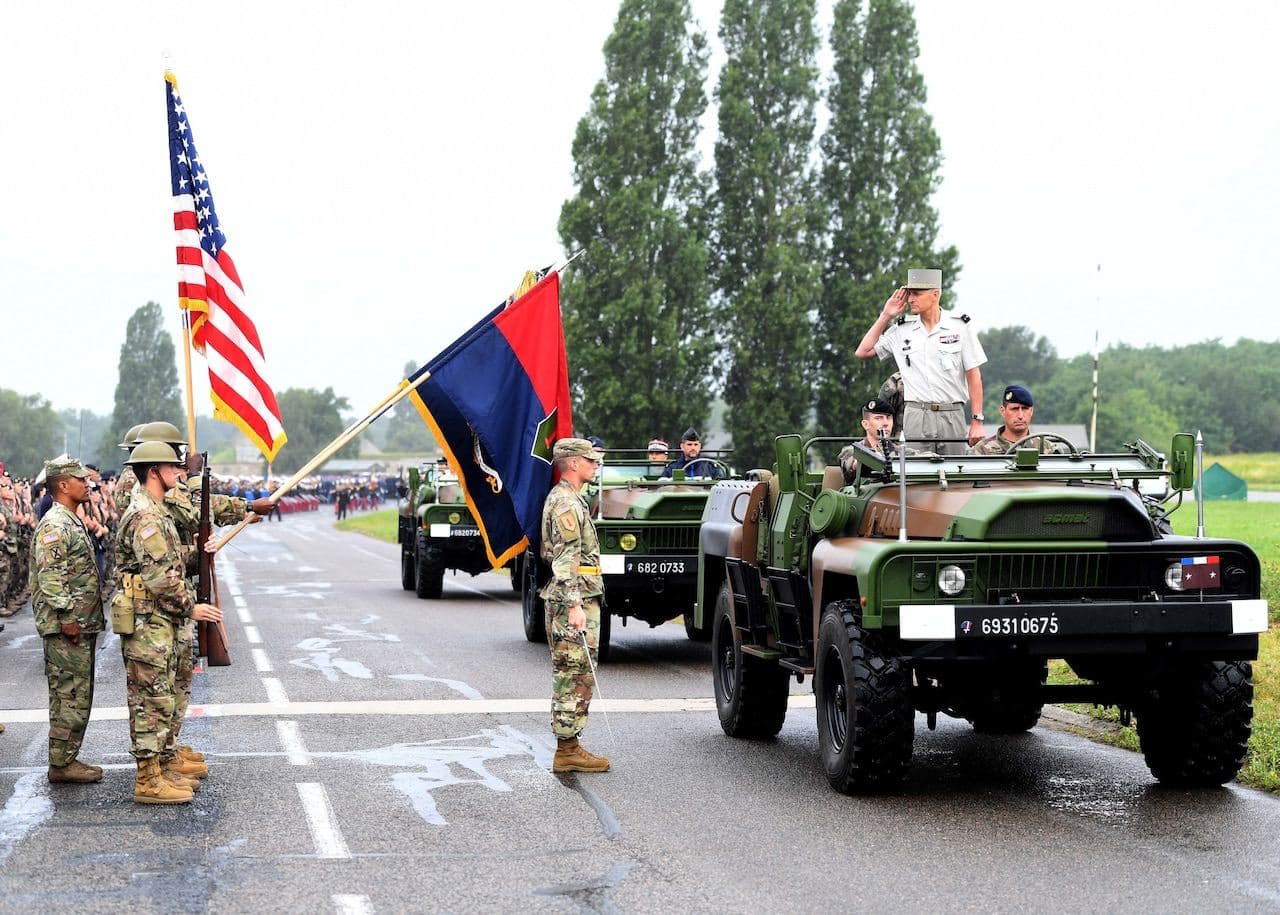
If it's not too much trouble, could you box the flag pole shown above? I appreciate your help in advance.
[180,310,199,451]
[214,377,423,552]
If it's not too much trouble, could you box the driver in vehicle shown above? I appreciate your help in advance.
[969,385,1069,455]
[660,428,725,479]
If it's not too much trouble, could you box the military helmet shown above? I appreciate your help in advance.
[136,421,187,446]
[118,424,145,450]
[125,440,185,466]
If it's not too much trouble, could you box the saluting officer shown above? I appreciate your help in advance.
[32,458,105,784]
[540,438,610,774]
[855,269,988,454]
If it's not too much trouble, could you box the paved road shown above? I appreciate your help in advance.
[2,510,1279,913]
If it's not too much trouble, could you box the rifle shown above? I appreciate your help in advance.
[195,451,232,666]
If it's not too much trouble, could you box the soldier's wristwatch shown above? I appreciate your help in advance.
[972,413,985,422]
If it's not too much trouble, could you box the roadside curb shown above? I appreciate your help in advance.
[1039,704,1125,737]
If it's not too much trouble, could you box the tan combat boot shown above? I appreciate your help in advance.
[134,757,193,805]
[163,753,209,779]
[176,744,205,763]
[553,737,610,773]
[48,760,104,784]
[160,759,201,793]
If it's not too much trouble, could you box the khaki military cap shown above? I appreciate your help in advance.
[904,268,942,289]
[553,438,604,461]
[44,457,91,480]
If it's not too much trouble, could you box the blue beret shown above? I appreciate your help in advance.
[1002,385,1034,407]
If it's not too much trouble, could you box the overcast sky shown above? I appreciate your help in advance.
[2,1,1276,424]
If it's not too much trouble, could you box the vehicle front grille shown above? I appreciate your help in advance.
[647,526,700,554]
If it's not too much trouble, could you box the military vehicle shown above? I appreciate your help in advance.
[521,450,733,660]
[694,432,1267,794]
[399,463,520,599]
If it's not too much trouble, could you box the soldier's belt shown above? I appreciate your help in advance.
[576,566,601,575]
[905,400,964,412]
[118,573,149,600]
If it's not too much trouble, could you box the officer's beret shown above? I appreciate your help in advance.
[553,438,604,461]
[681,427,700,442]
[862,398,895,417]
[44,457,91,480]
[1002,384,1034,407]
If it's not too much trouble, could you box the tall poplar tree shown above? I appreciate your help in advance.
[107,301,186,453]
[713,0,822,469]
[814,0,960,433]
[558,0,714,446]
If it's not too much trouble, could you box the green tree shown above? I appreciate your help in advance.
[978,326,1059,404]
[59,407,110,467]
[107,301,186,453]
[813,0,960,434]
[0,389,62,476]
[714,0,822,468]
[558,0,715,447]
[379,361,436,454]
[271,387,360,474]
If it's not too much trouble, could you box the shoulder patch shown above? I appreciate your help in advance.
[41,530,60,545]
[555,507,578,536]
[960,313,971,323]
[141,524,159,540]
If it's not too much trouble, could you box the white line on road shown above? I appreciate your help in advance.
[262,677,289,705]
[276,720,311,766]
[350,545,386,561]
[233,595,247,608]
[237,605,253,624]
[227,584,242,597]
[244,625,262,644]
[297,783,351,859]
[1,694,798,722]
[446,579,511,604]
[251,648,274,672]
[333,895,373,915]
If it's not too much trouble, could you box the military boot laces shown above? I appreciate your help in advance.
[553,737,610,773]
[176,744,205,763]
[48,760,104,784]
[162,753,209,779]
[134,757,193,805]
[160,760,202,793]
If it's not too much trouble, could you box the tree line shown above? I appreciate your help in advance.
[559,0,957,468]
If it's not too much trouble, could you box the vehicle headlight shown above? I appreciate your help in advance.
[619,534,637,551]
[1165,562,1186,591]
[448,512,461,524]
[938,564,967,596]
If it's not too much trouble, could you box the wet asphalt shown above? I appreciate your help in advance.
[1,509,1279,913]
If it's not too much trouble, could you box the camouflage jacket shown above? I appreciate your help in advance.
[114,466,137,512]
[538,480,603,605]
[970,428,1069,456]
[31,503,105,636]
[116,485,196,619]
[0,500,16,553]
[165,475,249,542]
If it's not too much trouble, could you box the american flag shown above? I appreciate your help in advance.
[165,71,286,461]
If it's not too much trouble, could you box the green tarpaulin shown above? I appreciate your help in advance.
[1196,462,1247,501]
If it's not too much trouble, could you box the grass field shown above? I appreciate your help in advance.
[1052,500,1279,792]
[334,507,399,544]
[1205,452,1280,490]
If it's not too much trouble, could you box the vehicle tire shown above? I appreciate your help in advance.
[414,540,444,600]
[814,599,914,794]
[712,583,789,738]
[1136,660,1254,786]
[400,547,416,592]
[597,607,612,663]
[521,550,546,643]
[683,603,712,642]
[969,661,1047,734]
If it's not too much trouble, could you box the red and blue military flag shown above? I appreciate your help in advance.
[407,272,573,568]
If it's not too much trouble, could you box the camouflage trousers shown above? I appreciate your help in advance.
[44,633,97,767]
[121,612,176,760]
[545,597,601,740]
[166,619,196,753]
[0,552,9,613]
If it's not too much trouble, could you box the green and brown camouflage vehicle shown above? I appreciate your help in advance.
[694,432,1268,794]
[399,463,520,599]
[521,450,733,659]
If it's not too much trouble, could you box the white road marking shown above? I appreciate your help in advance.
[237,606,253,624]
[233,595,248,609]
[296,783,351,859]
[252,648,274,672]
[0,773,54,865]
[333,894,373,915]
[262,677,289,705]
[445,579,509,604]
[0,695,789,722]
[276,720,311,766]
[227,584,242,597]
[244,625,263,644]
[350,545,386,561]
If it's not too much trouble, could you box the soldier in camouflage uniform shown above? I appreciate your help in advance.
[115,441,222,804]
[0,475,20,616]
[113,424,145,514]
[539,438,610,774]
[13,478,35,610]
[970,385,1070,456]
[32,458,106,784]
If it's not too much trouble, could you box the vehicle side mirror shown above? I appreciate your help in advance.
[1169,432,1194,491]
